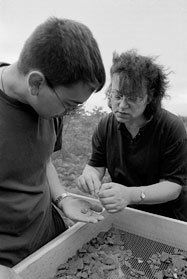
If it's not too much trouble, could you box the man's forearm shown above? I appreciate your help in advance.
[46,158,67,202]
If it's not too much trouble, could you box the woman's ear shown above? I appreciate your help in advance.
[147,90,153,104]
[27,71,45,96]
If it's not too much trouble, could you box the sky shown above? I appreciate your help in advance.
[0,0,187,115]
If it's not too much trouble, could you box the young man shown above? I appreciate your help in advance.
[0,16,105,270]
[77,50,187,221]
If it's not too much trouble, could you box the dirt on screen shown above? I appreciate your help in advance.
[52,227,187,279]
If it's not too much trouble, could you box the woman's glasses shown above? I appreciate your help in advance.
[111,89,145,105]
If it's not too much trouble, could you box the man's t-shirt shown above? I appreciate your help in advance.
[0,64,66,267]
[88,110,187,221]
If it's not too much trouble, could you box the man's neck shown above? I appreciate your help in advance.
[0,63,28,104]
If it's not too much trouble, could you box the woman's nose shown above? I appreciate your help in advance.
[119,96,129,108]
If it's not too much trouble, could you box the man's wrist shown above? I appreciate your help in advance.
[54,192,70,207]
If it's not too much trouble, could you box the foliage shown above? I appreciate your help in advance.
[52,106,110,192]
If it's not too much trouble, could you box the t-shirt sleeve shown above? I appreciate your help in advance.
[160,118,187,186]
[53,117,63,152]
[88,118,107,167]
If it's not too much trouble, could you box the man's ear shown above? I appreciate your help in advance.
[27,71,45,96]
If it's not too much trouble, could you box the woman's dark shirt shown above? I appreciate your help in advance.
[88,110,187,221]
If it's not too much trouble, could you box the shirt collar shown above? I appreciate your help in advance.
[117,114,154,131]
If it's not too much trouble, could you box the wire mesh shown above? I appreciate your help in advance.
[53,226,187,279]
[107,228,184,279]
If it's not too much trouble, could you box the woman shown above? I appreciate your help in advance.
[77,50,187,221]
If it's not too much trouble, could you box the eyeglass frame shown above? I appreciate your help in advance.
[45,76,83,115]
[111,89,147,105]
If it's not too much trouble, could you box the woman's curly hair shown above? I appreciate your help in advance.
[106,49,170,116]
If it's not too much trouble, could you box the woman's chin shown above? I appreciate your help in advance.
[115,112,130,123]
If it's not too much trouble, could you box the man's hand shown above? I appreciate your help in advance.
[98,182,131,213]
[58,197,104,223]
[0,265,22,279]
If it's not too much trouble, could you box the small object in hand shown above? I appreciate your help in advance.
[81,208,94,216]
[81,208,90,214]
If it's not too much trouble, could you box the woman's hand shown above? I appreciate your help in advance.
[98,182,131,213]
[77,172,101,196]
[76,165,105,196]
[58,197,104,224]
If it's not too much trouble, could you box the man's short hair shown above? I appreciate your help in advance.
[18,17,105,91]
[107,49,169,115]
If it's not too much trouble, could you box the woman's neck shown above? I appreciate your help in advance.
[125,116,147,138]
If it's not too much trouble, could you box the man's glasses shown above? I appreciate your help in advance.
[45,77,83,116]
[111,89,145,105]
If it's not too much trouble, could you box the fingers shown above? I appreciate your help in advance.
[98,187,113,199]
[91,178,101,196]
[107,209,120,213]
[99,196,115,205]
[99,183,113,197]
[98,195,126,212]
[100,183,113,191]
[67,210,104,224]
[85,213,105,224]
[98,185,116,210]
[89,203,103,213]
[76,175,101,196]
[77,211,105,224]
[99,198,116,211]
[100,198,127,213]
[76,175,92,194]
